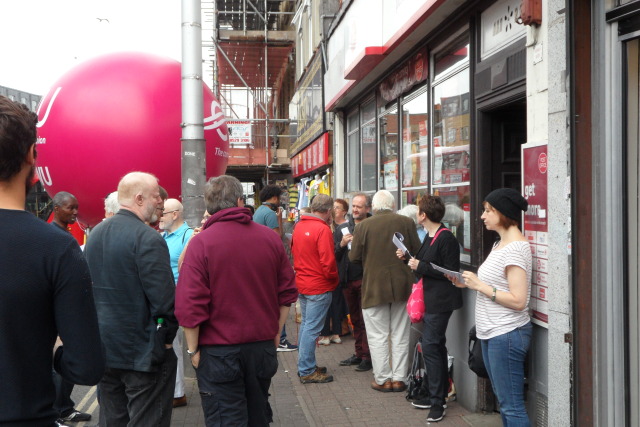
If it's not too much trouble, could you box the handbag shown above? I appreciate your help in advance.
[405,227,450,323]
[406,340,428,401]
[468,325,489,378]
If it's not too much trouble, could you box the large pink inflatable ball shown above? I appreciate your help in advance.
[35,52,229,227]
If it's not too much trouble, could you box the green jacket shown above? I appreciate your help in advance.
[349,210,421,309]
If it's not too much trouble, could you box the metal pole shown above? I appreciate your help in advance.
[264,0,269,183]
[212,0,219,96]
[181,0,206,227]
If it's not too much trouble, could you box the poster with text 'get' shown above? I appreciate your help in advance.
[522,141,548,328]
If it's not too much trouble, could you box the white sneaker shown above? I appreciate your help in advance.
[318,337,331,345]
[330,335,342,344]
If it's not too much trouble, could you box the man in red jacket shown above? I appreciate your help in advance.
[176,175,298,425]
[292,194,339,383]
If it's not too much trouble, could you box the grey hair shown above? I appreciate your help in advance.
[397,204,419,225]
[104,191,120,215]
[352,192,372,208]
[372,190,395,212]
[205,175,243,214]
[310,194,333,213]
[52,191,76,207]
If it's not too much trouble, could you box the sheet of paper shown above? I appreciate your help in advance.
[430,262,463,283]
[392,232,412,258]
[341,227,352,250]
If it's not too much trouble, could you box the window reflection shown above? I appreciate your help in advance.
[361,99,377,191]
[435,185,471,261]
[379,107,398,192]
[401,91,429,188]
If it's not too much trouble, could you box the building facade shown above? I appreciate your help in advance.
[324,0,572,426]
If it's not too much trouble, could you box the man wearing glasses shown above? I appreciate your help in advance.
[159,198,194,408]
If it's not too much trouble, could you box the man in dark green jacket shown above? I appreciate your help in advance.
[349,190,420,394]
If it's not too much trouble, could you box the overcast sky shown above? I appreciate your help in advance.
[1,0,183,95]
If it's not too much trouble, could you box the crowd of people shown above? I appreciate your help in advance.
[1,93,533,426]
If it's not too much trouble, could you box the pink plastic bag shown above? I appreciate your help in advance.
[406,278,425,323]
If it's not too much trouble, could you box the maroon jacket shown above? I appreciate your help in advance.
[176,207,297,346]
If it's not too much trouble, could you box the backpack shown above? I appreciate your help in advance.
[468,325,489,378]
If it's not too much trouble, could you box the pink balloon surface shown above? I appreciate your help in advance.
[35,52,229,226]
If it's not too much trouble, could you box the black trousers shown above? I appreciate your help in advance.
[422,311,453,407]
[196,340,278,427]
[97,349,177,427]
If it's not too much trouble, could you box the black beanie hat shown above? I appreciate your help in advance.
[484,188,528,221]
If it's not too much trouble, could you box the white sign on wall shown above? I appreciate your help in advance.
[480,0,526,60]
[227,120,252,146]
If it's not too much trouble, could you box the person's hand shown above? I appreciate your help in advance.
[53,336,63,356]
[193,226,203,235]
[341,234,353,248]
[461,271,482,290]
[274,333,280,349]
[446,273,466,288]
[190,350,201,369]
[407,257,419,271]
[395,248,405,259]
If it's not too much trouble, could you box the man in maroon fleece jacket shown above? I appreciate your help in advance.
[291,194,339,384]
[175,175,297,426]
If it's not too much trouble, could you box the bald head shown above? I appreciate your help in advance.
[159,198,186,233]
[117,172,161,223]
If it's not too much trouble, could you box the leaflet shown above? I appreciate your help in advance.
[392,232,413,258]
[430,262,463,283]
[341,227,352,250]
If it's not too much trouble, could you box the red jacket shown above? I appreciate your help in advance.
[292,214,339,295]
[176,207,298,346]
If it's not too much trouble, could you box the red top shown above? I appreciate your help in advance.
[176,207,298,346]
[292,214,339,295]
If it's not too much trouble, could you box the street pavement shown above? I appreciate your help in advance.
[69,313,501,426]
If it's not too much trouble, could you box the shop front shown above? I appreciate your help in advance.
[324,0,551,421]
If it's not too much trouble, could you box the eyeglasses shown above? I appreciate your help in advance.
[161,209,179,216]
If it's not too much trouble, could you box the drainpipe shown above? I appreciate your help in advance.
[181,0,206,227]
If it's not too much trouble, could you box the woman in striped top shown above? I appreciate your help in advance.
[451,188,533,427]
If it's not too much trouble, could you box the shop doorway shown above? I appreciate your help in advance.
[477,99,527,257]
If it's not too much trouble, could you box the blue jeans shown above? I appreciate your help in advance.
[297,292,332,376]
[422,311,453,407]
[481,322,533,427]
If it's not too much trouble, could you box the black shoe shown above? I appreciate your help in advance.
[339,354,362,366]
[427,405,446,422]
[277,339,298,352]
[411,397,447,410]
[61,410,92,422]
[354,359,372,371]
[55,420,70,427]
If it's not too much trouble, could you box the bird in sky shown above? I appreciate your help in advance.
[96,18,110,23]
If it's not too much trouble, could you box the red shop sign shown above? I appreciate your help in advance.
[291,133,330,178]
[379,47,429,103]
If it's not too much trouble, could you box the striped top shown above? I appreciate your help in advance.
[475,240,532,339]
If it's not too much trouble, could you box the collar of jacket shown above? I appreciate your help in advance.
[203,206,252,230]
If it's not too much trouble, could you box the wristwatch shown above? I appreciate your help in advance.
[187,348,199,358]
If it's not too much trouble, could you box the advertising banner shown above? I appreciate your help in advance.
[291,133,330,178]
[227,120,252,146]
[522,141,548,328]
[290,53,325,156]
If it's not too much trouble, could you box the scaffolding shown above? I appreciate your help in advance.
[201,0,296,183]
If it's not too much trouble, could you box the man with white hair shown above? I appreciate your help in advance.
[85,172,178,426]
[349,190,420,393]
[159,198,193,407]
[103,191,120,218]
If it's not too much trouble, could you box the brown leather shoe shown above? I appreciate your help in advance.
[371,379,393,392]
[173,395,187,408]
[391,381,407,392]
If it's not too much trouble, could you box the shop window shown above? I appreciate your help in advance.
[379,106,398,194]
[346,111,360,192]
[362,99,377,192]
[434,37,469,80]
[433,61,470,261]
[401,89,429,197]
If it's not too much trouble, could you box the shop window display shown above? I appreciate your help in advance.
[379,107,398,193]
[347,112,360,191]
[361,100,377,192]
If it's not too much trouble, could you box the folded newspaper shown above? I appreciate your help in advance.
[430,262,463,283]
